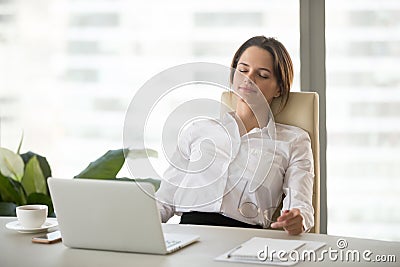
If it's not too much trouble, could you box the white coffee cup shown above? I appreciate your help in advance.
[16,205,48,228]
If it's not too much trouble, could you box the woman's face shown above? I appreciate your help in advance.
[233,46,280,105]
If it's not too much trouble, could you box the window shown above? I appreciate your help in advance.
[69,13,119,27]
[67,41,99,54]
[349,10,400,27]
[326,0,400,241]
[65,68,99,82]
[0,14,13,23]
[0,0,300,179]
[194,12,264,27]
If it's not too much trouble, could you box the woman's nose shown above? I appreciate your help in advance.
[244,72,255,84]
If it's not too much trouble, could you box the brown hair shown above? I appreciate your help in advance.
[230,36,293,112]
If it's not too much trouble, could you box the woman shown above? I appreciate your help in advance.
[156,36,314,235]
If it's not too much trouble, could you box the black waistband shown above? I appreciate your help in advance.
[180,212,263,229]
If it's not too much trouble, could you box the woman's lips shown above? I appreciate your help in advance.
[238,87,257,93]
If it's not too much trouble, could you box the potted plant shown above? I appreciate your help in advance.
[0,144,159,216]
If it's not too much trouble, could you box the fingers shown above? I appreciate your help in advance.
[278,209,298,222]
[270,208,303,235]
[270,215,300,229]
[270,208,298,227]
[286,227,303,236]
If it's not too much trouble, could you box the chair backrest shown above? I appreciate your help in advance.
[221,91,320,233]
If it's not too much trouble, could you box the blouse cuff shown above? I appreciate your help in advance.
[300,211,314,233]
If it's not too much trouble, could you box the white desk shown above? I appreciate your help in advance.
[1,217,399,267]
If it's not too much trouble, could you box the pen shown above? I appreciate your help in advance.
[226,245,242,258]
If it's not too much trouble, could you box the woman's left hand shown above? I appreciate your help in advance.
[270,208,304,235]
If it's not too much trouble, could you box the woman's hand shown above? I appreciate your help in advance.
[270,208,304,235]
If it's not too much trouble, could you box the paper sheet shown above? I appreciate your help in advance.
[215,237,326,266]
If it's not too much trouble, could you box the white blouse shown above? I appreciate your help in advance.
[156,112,314,231]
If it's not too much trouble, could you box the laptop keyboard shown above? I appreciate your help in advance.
[165,239,181,248]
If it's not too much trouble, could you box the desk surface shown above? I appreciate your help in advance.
[1,217,399,267]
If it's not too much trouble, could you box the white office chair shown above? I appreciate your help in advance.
[221,91,320,233]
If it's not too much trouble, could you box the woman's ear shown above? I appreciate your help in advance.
[274,86,282,98]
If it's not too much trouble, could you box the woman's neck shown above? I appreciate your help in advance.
[235,100,268,135]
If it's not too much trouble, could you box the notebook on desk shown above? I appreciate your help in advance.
[48,178,199,254]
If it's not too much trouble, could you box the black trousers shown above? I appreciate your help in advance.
[180,211,263,229]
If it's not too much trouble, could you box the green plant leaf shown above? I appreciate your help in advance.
[0,173,19,203]
[126,148,158,159]
[16,131,24,154]
[136,178,161,191]
[117,177,161,191]
[75,149,125,179]
[75,148,158,180]
[0,173,25,205]
[20,151,52,196]
[0,147,24,182]
[20,151,52,179]
[27,193,54,217]
[0,202,17,216]
[21,156,47,196]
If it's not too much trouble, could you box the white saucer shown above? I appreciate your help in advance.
[5,218,58,233]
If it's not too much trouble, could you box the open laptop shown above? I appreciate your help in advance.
[48,178,199,254]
